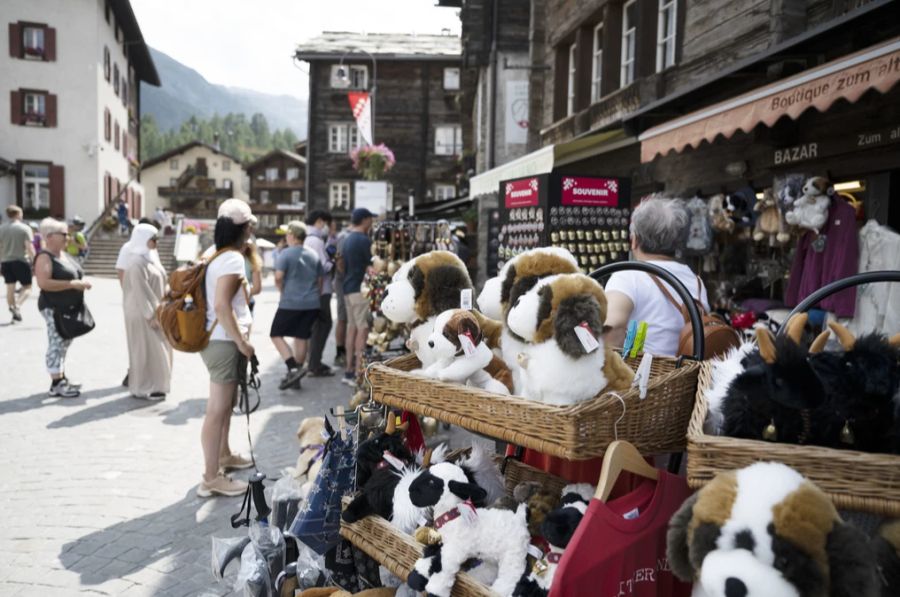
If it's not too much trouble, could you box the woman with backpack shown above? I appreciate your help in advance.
[196,199,256,498]
[33,217,91,398]
[122,223,171,400]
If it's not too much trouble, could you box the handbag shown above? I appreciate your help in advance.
[53,302,95,340]
[289,417,357,555]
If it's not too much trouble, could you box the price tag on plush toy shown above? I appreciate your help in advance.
[460,288,473,310]
[574,321,600,353]
[458,331,477,357]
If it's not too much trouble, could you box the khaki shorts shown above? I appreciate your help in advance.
[344,292,369,329]
[200,340,242,384]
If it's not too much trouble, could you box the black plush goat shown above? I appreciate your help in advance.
[721,315,828,444]
[354,414,414,488]
[809,323,900,453]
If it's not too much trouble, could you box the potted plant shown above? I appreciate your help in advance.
[350,144,396,181]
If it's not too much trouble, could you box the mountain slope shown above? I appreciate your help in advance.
[141,48,307,137]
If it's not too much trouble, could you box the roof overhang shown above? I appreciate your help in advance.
[112,0,160,86]
[469,129,635,197]
[639,36,900,162]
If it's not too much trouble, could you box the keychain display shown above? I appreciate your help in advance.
[497,173,632,274]
[372,220,455,262]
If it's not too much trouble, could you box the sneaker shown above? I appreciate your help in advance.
[61,378,82,390]
[278,367,307,390]
[308,365,335,378]
[219,453,254,471]
[10,307,22,322]
[196,473,248,498]
[340,372,357,387]
[48,380,80,398]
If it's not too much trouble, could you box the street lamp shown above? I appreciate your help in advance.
[336,47,377,145]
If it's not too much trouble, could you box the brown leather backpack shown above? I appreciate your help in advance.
[650,275,742,360]
[157,248,233,353]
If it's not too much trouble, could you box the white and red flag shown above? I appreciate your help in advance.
[347,91,373,146]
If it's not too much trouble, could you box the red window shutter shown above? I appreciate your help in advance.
[104,109,111,141]
[49,165,65,217]
[9,23,21,58]
[46,93,57,127]
[104,173,110,204]
[122,130,127,156]
[136,192,142,217]
[10,90,22,125]
[114,121,119,149]
[44,27,56,61]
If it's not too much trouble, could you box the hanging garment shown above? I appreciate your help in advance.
[549,471,693,597]
[849,220,900,336]
[785,197,859,317]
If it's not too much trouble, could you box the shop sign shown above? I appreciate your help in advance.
[773,123,900,165]
[504,177,540,208]
[561,176,620,207]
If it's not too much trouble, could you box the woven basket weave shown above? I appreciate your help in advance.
[687,361,900,516]
[369,353,700,461]
[339,458,559,597]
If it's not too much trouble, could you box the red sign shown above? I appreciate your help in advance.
[561,176,620,206]
[504,178,540,208]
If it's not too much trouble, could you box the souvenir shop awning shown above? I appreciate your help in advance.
[469,129,635,198]
[639,36,900,163]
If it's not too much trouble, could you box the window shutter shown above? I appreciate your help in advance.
[49,165,65,217]
[9,23,21,58]
[44,27,56,61]
[114,121,119,149]
[104,108,110,140]
[46,93,57,127]
[104,173,110,204]
[10,90,22,125]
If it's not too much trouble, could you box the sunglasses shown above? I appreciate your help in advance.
[51,232,69,238]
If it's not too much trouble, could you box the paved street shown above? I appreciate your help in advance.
[0,275,352,596]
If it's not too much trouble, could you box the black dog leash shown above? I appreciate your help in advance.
[231,354,266,529]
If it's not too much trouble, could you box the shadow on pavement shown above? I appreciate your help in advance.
[0,385,124,416]
[47,395,157,429]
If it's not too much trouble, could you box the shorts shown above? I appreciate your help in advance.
[1,261,32,286]
[344,292,369,329]
[270,308,318,339]
[200,340,243,384]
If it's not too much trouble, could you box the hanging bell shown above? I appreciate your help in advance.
[840,420,855,445]
[421,416,439,438]
[762,419,778,441]
[532,559,549,577]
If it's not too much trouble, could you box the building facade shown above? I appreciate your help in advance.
[245,149,306,232]
[295,32,464,217]
[1,0,159,223]
[141,141,248,218]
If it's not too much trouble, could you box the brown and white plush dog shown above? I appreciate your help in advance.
[381,251,501,367]
[420,309,514,394]
[667,462,878,597]
[477,247,580,395]
[290,416,326,498]
[506,273,634,405]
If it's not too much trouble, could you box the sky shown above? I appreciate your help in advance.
[130,0,461,100]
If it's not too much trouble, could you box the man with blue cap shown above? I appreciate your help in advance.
[340,207,375,386]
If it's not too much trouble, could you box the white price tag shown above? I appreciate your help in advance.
[458,333,478,357]
[623,507,640,520]
[573,321,600,353]
[527,544,545,559]
[633,353,653,400]
[460,288,473,310]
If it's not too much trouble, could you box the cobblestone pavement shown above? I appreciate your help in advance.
[0,276,356,596]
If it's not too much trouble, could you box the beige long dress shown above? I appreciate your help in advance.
[124,260,172,396]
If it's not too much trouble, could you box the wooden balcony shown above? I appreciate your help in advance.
[158,186,232,200]
[251,178,304,190]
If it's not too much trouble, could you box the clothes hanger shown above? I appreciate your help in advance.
[594,440,658,502]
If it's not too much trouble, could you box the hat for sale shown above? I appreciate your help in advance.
[351,207,375,225]
[218,199,253,225]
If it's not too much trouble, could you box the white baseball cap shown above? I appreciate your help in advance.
[218,198,253,224]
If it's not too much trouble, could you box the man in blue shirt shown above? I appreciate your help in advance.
[341,208,374,385]
[270,221,323,390]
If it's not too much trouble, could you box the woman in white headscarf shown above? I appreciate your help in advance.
[123,223,172,399]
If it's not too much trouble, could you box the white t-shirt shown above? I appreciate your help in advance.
[605,260,710,357]
[204,250,252,342]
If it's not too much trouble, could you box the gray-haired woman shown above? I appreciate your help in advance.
[604,197,709,357]
[34,217,92,397]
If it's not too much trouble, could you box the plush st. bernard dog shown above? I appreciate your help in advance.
[477,248,580,395]
[381,251,501,367]
[506,273,634,405]
[667,462,878,597]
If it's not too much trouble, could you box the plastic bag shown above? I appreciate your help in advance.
[235,542,272,597]
[250,522,285,587]
[211,535,251,582]
[269,474,304,532]
[295,540,329,589]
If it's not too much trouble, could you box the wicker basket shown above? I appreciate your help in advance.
[340,458,558,597]
[687,361,900,516]
[369,354,700,461]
